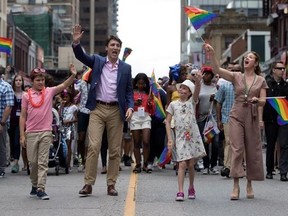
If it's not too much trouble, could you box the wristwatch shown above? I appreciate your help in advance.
[0,121,5,126]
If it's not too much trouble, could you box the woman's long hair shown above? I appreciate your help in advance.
[12,74,25,91]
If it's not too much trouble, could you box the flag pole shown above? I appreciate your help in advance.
[266,96,286,99]
[195,29,206,43]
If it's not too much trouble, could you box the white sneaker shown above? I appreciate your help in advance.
[77,164,85,172]
[202,168,209,175]
[210,167,219,175]
[197,160,204,170]
[147,163,154,171]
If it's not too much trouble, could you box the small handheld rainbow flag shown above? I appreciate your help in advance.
[157,147,172,168]
[266,97,288,125]
[0,37,13,55]
[150,70,166,120]
[203,114,220,144]
[82,67,92,82]
[184,6,218,30]
[122,47,132,62]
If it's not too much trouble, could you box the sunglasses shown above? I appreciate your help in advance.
[33,68,46,73]
[274,67,285,71]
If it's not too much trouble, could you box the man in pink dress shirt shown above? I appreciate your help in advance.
[72,24,134,197]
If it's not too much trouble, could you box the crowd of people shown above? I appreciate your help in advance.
[0,25,287,202]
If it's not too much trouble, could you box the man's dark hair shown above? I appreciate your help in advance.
[271,60,284,69]
[105,35,122,47]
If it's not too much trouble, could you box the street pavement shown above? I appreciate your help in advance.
[1,150,288,216]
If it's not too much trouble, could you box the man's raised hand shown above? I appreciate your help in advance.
[72,24,84,44]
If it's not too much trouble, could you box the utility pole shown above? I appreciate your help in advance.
[90,0,95,54]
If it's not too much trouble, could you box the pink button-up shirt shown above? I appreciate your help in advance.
[96,59,118,102]
[22,87,57,132]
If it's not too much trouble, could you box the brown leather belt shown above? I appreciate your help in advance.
[96,100,118,106]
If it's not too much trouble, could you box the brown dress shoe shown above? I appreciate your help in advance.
[79,184,92,197]
[107,185,118,196]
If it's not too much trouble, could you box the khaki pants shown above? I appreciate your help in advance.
[84,104,123,186]
[26,131,52,190]
[223,123,231,169]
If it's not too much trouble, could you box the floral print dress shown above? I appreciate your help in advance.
[166,98,206,162]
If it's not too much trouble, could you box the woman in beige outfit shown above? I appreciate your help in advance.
[204,43,268,200]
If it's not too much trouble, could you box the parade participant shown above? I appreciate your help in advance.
[0,75,14,178]
[263,61,288,181]
[215,64,242,178]
[130,73,155,173]
[166,77,206,201]
[197,66,219,175]
[9,75,25,173]
[72,24,134,197]
[19,64,77,200]
[59,88,78,171]
[204,43,267,200]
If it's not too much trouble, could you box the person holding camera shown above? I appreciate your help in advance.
[130,73,155,173]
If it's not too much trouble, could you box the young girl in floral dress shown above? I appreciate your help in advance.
[165,75,206,201]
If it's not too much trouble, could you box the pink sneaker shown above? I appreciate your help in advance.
[188,187,196,199]
[176,192,184,201]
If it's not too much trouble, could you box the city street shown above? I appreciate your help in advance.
[1,151,288,216]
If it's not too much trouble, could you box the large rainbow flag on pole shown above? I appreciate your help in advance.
[150,70,166,120]
[122,47,132,62]
[266,97,288,125]
[184,6,218,30]
[0,37,12,55]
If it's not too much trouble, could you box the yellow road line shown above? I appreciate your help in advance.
[124,168,138,216]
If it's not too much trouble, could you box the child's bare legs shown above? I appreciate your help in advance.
[187,159,195,188]
[177,161,187,192]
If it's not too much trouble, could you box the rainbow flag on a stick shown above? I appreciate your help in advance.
[150,70,166,120]
[157,147,172,168]
[184,6,218,30]
[203,114,220,144]
[266,97,288,125]
[82,67,92,82]
[0,37,12,55]
[122,47,132,62]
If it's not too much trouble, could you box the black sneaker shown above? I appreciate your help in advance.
[37,190,50,200]
[30,186,37,197]
[0,171,5,178]
[123,155,131,166]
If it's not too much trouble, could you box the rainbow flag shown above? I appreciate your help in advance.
[267,97,288,125]
[157,147,172,168]
[277,115,288,126]
[150,70,166,120]
[82,67,92,82]
[204,127,218,144]
[184,6,218,30]
[0,37,12,55]
[266,97,288,120]
[122,47,132,62]
[203,114,220,144]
